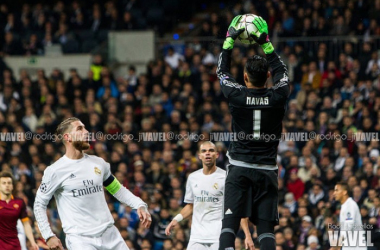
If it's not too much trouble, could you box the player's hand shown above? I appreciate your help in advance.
[30,242,39,250]
[165,219,178,235]
[226,15,245,40]
[223,15,245,50]
[249,16,274,54]
[249,16,269,45]
[244,236,255,250]
[137,206,152,228]
[46,236,64,250]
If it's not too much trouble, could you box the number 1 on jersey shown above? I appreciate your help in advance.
[253,110,261,139]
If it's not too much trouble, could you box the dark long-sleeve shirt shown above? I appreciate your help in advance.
[216,49,289,167]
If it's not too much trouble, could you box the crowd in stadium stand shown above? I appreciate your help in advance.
[1,0,380,250]
[1,0,380,55]
[0,0,186,54]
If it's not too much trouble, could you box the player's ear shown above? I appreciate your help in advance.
[63,133,70,142]
[267,71,271,79]
[244,72,249,85]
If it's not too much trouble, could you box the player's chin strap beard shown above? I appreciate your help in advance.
[73,140,90,150]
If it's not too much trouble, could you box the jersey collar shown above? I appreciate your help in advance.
[0,193,14,201]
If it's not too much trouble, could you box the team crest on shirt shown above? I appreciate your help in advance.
[13,204,19,209]
[94,167,101,175]
[213,183,218,190]
[0,206,3,209]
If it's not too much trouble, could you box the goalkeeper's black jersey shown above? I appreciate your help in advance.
[216,49,289,166]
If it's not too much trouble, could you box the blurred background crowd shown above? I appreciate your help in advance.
[1,0,380,250]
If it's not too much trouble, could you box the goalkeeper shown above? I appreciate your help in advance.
[216,16,289,250]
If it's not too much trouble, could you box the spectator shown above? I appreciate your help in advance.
[165,47,184,69]
[287,168,305,201]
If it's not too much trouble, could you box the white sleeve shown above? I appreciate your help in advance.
[102,160,112,181]
[113,186,148,210]
[17,219,27,250]
[103,160,147,210]
[33,168,61,240]
[184,176,194,203]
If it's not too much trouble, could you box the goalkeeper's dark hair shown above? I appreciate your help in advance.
[245,55,269,87]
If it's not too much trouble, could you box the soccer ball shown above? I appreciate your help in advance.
[237,14,260,45]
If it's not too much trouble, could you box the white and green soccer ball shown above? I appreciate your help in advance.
[237,14,261,45]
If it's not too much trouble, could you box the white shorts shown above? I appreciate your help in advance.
[187,241,219,250]
[65,226,128,250]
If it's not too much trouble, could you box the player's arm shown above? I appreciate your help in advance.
[249,17,289,98]
[341,205,356,231]
[165,203,193,235]
[165,176,195,235]
[177,203,194,220]
[241,218,254,250]
[216,15,246,100]
[19,199,38,250]
[103,174,151,228]
[22,220,38,250]
[33,169,64,250]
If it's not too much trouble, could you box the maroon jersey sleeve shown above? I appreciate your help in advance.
[19,199,29,222]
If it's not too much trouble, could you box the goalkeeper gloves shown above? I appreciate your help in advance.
[223,15,245,50]
[250,16,274,54]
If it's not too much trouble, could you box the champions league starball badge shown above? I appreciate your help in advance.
[40,182,49,193]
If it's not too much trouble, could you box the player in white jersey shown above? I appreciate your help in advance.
[17,219,27,250]
[333,182,367,250]
[34,117,151,250]
[165,141,254,250]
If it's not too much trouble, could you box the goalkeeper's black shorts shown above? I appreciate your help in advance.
[222,164,279,225]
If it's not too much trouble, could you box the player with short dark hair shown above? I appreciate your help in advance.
[334,182,367,250]
[165,141,254,250]
[216,16,289,250]
[0,172,38,250]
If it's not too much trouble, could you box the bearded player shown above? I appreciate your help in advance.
[34,117,151,250]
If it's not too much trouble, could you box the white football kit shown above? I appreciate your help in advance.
[17,219,27,250]
[34,154,146,250]
[184,167,226,250]
[339,197,367,250]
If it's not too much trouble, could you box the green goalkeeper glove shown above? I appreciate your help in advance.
[250,16,274,54]
[223,15,245,50]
